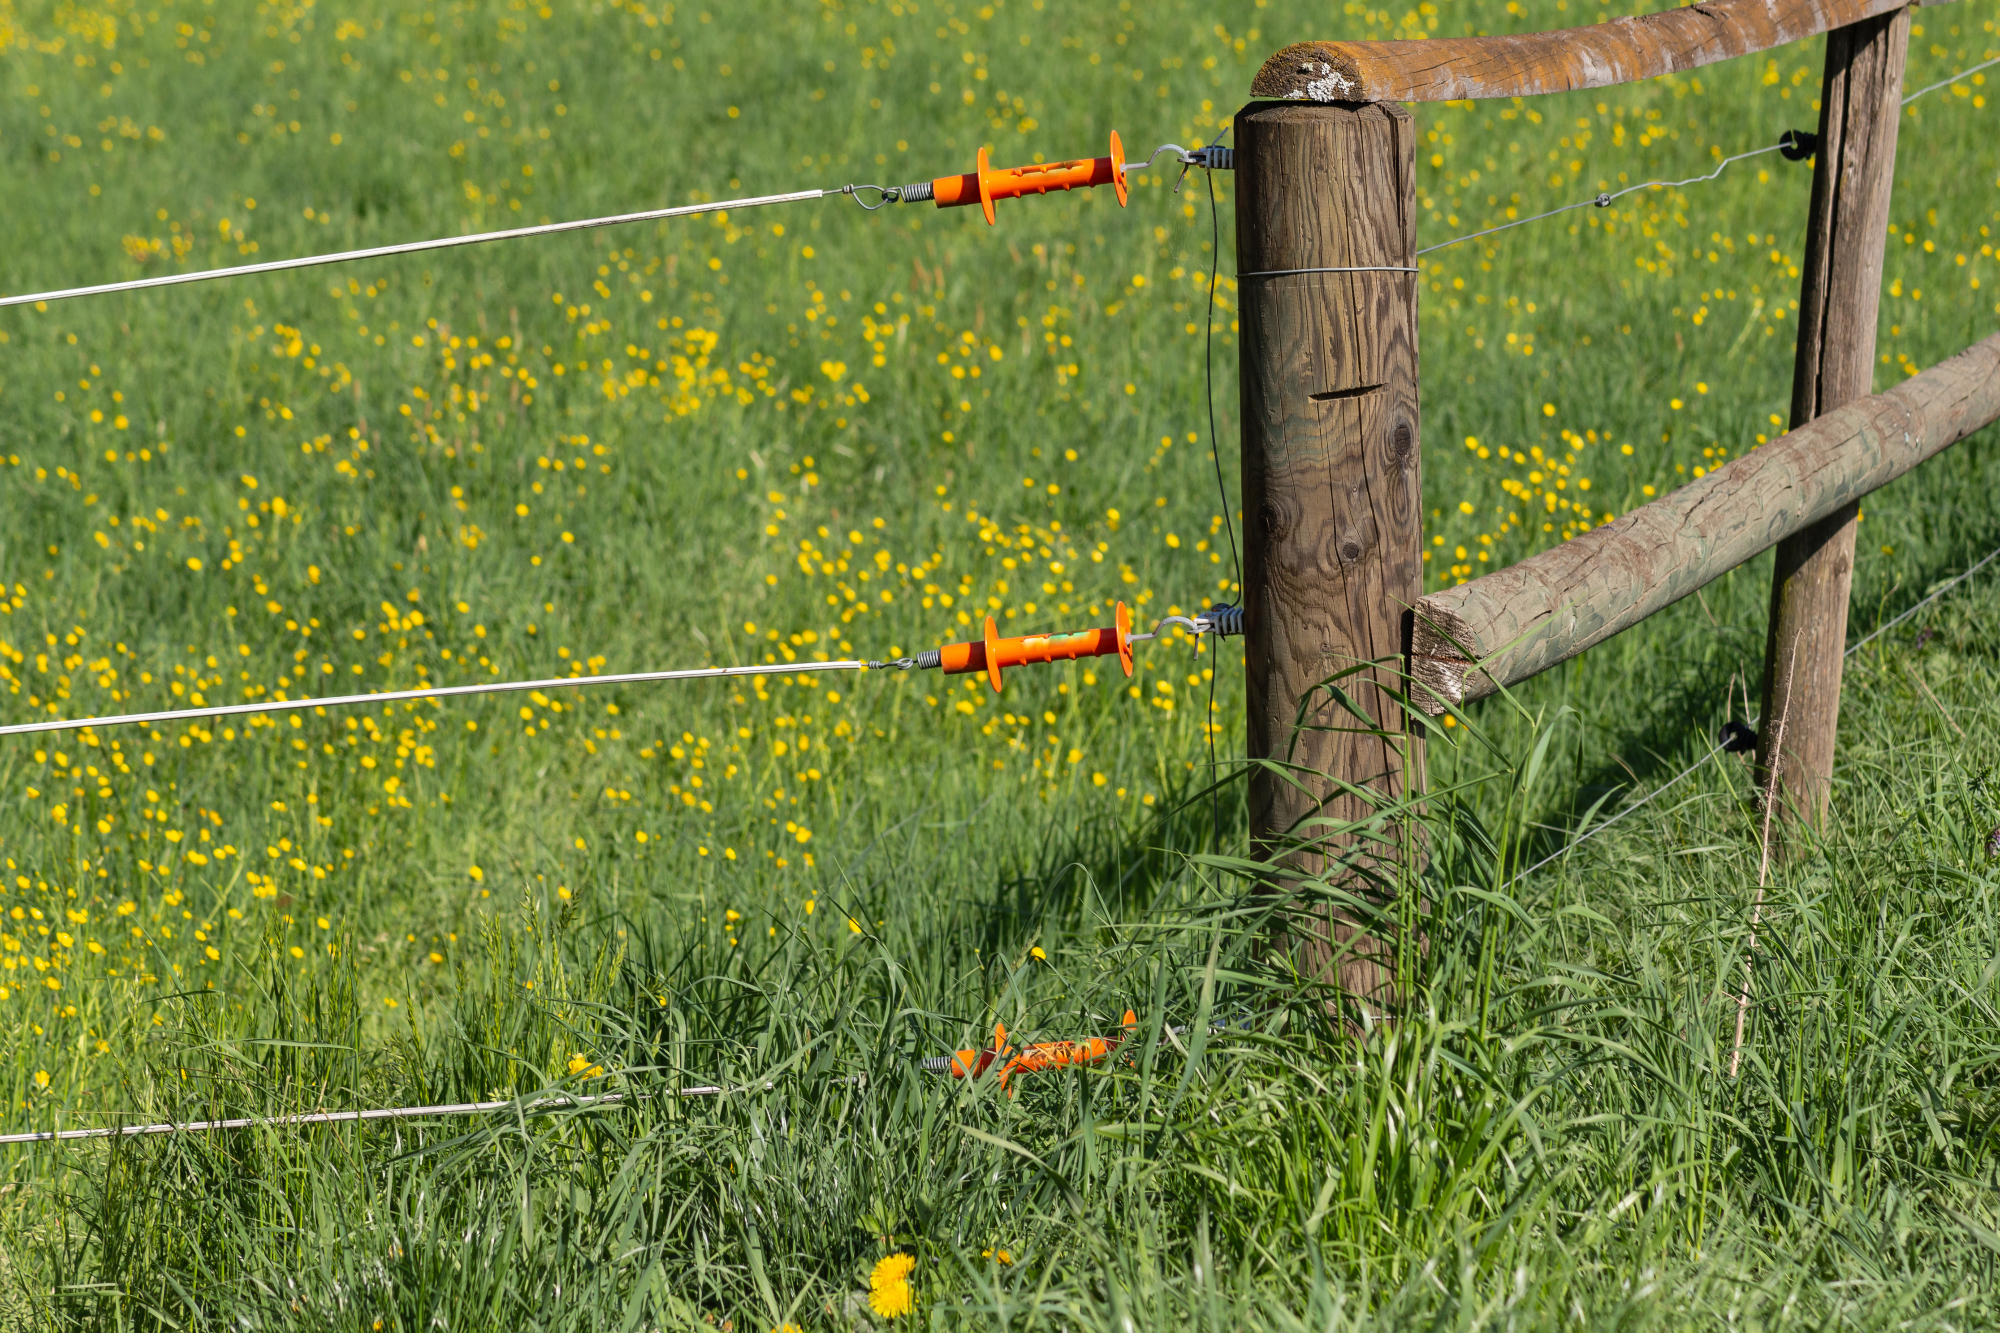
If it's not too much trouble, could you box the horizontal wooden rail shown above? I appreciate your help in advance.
[1251,0,1941,104]
[1408,329,2000,713]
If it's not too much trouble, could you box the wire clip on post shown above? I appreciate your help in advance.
[1778,128,1819,162]
[892,132,1130,225]
[926,1010,1138,1091]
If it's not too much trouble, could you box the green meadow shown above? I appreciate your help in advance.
[0,0,1998,1325]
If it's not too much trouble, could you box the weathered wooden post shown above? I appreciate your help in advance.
[1235,102,1423,1005]
[1756,8,1910,830]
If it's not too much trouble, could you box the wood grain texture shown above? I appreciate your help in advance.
[1407,329,2000,714]
[1249,0,1927,104]
[1236,102,1422,1007]
[1755,10,1908,829]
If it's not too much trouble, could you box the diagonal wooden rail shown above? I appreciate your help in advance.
[1406,331,2000,714]
[1250,0,1939,104]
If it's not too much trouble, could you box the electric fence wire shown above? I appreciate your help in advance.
[0,658,872,740]
[1504,531,2000,890]
[1415,49,2000,262]
[0,188,839,312]
[2,52,1989,314]
[1844,540,2000,658]
[1415,140,1787,259]
[1902,52,2000,105]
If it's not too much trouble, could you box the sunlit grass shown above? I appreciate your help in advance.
[0,0,1996,1326]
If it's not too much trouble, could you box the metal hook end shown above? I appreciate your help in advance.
[842,183,903,212]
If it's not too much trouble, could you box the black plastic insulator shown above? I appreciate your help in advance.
[1718,719,1758,753]
[1778,129,1818,162]
[1202,604,1245,637]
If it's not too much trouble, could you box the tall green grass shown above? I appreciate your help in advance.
[0,0,1997,1326]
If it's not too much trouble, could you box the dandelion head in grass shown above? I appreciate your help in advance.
[868,1253,916,1318]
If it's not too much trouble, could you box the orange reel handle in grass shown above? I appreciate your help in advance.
[929,131,1128,225]
[941,1010,1139,1092]
[936,602,1134,693]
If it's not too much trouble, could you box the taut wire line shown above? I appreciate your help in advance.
[0,188,831,312]
[1845,542,2000,658]
[1417,141,1786,258]
[1416,53,1993,263]
[1903,53,2000,105]
[0,659,869,740]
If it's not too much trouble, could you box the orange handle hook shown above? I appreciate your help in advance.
[936,602,1134,693]
[929,131,1128,225]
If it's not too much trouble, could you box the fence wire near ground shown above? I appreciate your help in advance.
[0,1090,677,1146]
[1844,543,2000,658]
[1504,533,2000,890]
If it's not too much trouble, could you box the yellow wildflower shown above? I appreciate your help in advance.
[868,1253,916,1318]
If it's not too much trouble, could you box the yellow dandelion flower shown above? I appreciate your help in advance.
[868,1253,916,1318]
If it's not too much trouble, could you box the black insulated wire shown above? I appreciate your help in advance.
[1202,164,1244,601]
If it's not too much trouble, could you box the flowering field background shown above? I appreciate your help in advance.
[0,0,1997,1326]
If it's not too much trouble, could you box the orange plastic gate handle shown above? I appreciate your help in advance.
[937,602,1134,693]
[929,131,1129,225]
[995,1010,1140,1090]
[941,1010,1140,1092]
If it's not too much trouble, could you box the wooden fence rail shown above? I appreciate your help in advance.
[1250,0,1942,104]
[1406,331,2000,713]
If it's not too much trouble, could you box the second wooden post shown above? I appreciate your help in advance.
[1756,9,1909,831]
[1235,102,1423,1006]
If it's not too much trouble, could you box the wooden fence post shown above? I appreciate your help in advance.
[1235,102,1422,1006]
[1756,8,1910,830]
